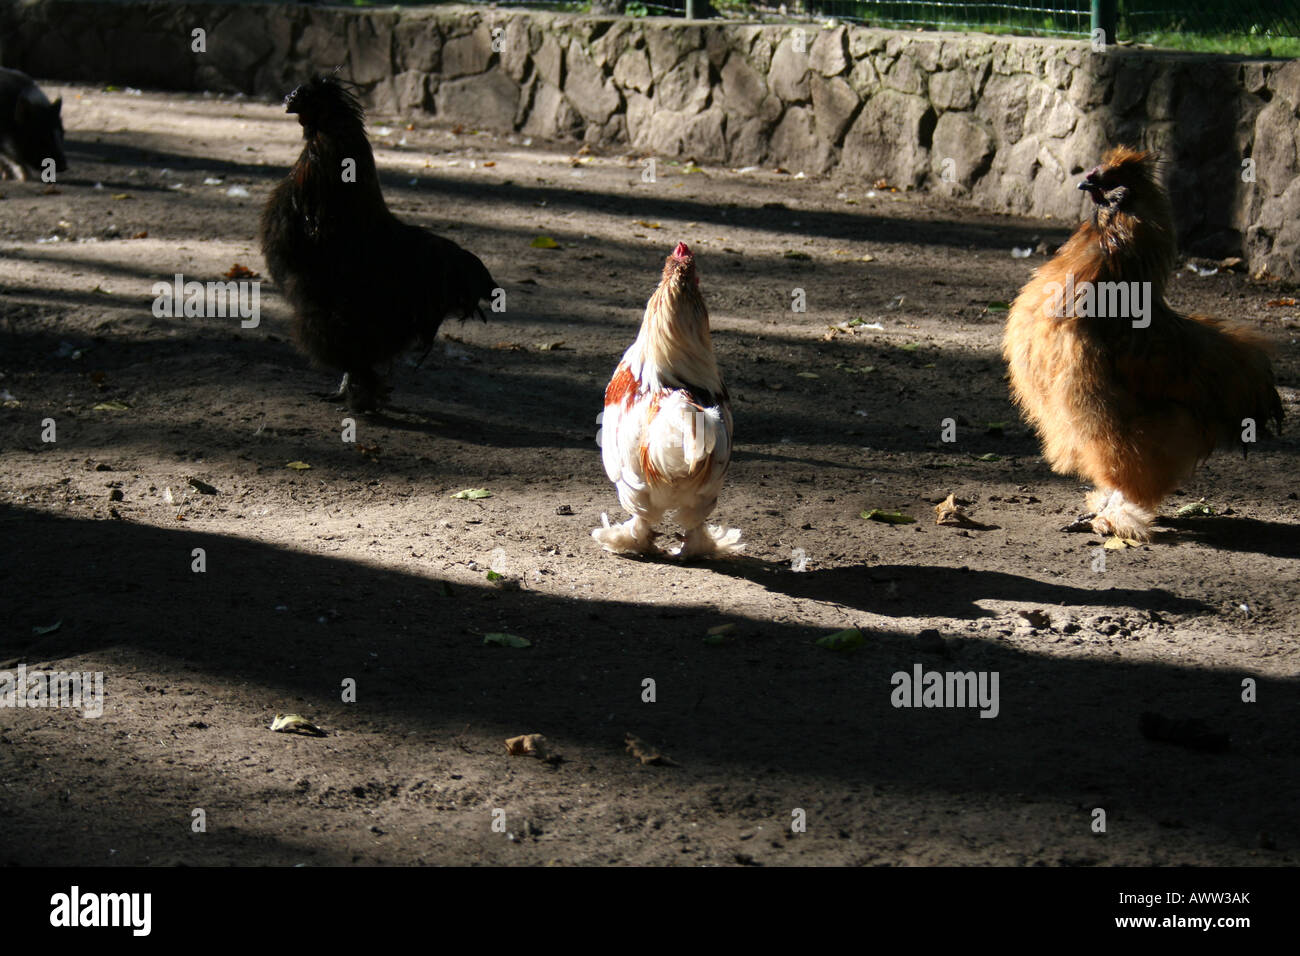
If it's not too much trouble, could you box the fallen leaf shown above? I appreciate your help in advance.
[816,628,865,651]
[1265,298,1296,307]
[92,400,130,411]
[860,509,916,524]
[110,193,130,200]
[187,477,219,495]
[483,632,531,648]
[224,263,260,280]
[1103,536,1141,549]
[32,620,62,636]
[796,371,820,378]
[986,301,1010,312]
[530,235,561,249]
[634,220,661,229]
[505,733,552,759]
[707,623,736,636]
[934,494,995,529]
[535,341,565,351]
[1174,501,1215,517]
[285,461,311,470]
[270,713,326,737]
[451,488,492,499]
[970,453,1003,462]
[625,732,677,766]
[783,250,811,260]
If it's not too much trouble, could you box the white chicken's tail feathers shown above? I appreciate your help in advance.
[644,392,728,481]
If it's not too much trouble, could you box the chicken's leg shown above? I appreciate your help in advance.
[592,513,659,555]
[1087,488,1154,541]
[675,523,744,560]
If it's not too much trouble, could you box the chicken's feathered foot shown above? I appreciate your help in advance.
[592,513,659,555]
[322,370,389,412]
[673,524,745,560]
[1087,489,1154,542]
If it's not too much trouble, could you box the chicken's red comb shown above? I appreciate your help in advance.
[672,242,692,259]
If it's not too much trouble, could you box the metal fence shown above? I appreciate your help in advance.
[441,0,1300,49]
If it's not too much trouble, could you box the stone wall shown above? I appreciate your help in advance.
[2,0,1297,279]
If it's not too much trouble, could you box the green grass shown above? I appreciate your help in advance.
[1126,31,1300,58]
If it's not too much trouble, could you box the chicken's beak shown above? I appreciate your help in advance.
[1078,178,1105,204]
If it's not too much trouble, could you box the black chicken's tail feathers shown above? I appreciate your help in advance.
[440,238,497,322]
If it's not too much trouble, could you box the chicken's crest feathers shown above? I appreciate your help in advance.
[284,75,366,136]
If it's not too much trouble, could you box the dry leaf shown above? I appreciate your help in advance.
[505,733,550,758]
[270,713,326,737]
[934,493,995,529]
[625,732,676,766]
[187,477,219,495]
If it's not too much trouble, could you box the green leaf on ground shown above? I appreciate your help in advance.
[484,632,531,648]
[451,488,492,499]
[860,509,916,524]
[816,628,865,651]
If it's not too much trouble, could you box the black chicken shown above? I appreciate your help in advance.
[260,76,497,411]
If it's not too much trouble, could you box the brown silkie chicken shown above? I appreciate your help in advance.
[1003,146,1283,540]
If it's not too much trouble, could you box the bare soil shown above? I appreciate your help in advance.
[1,84,1297,866]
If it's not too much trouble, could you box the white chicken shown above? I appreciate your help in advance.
[593,242,743,559]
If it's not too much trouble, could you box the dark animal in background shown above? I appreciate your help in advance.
[259,76,497,411]
[0,68,67,181]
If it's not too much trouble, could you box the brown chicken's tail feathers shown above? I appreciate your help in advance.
[1207,317,1285,449]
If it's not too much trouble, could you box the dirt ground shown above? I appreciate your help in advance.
[1,84,1297,867]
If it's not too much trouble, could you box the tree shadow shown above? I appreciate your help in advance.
[1,502,1296,864]
[709,558,1211,621]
